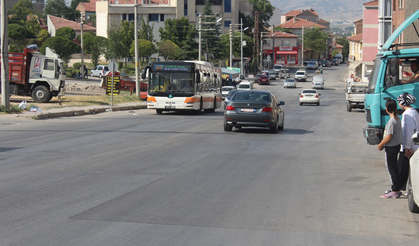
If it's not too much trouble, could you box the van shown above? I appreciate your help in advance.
[273,65,282,76]
[333,54,343,64]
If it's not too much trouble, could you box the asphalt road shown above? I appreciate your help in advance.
[1,65,419,245]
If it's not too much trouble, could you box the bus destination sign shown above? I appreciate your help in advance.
[154,64,192,72]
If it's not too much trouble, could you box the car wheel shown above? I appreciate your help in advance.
[224,121,233,131]
[156,109,163,114]
[300,102,303,106]
[99,73,103,78]
[317,102,320,106]
[408,175,419,213]
[347,101,352,112]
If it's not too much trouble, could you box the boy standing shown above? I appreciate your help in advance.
[377,99,404,198]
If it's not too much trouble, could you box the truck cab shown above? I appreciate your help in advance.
[363,9,419,145]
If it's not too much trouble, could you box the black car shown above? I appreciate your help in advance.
[254,74,263,83]
[224,89,238,108]
[331,59,339,66]
[321,60,331,67]
[224,90,285,133]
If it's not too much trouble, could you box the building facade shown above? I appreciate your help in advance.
[362,0,379,78]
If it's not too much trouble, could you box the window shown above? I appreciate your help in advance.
[224,20,231,28]
[399,0,404,9]
[122,14,134,21]
[224,0,231,13]
[149,14,159,21]
[184,0,188,16]
[44,59,54,70]
[196,0,222,5]
[160,14,164,21]
[282,40,290,45]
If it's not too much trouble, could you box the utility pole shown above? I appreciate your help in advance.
[230,23,233,68]
[1,0,9,109]
[80,14,84,80]
[301,25,304,65]
[254,12,259,71]
[272,24,275,69]
[134,3,140,97]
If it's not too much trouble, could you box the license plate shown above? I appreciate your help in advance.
[165,106,176,109]
[242,108,255,112]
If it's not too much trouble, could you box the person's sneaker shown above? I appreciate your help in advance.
[385,189,392,194]
[381,191,401,198]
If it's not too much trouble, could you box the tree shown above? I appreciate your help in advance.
[219,31,253,60]
[139,16,154,42]
[8,24,28,41]
[8,0,41,40]
[130,39,156,69]
[336,36,349,60]
[8,0,33,22]
[303,26,329,59]
[44,0,80,21]
[249,0,274,59]
[106,21,134,66]
[41,36,80,63]
[159,17,198,60]
[84,36,108,67]
[158,40,181,61]
[274,26,292,34]
[70,0,89,10]
[56,27,76,40]
[36,29,50,46]
[201,0,222,61]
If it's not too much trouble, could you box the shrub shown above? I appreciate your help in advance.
[118,62,123,69]
[73,62,82,69]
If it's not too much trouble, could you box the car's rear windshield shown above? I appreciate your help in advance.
[239,84,250,88]
[222,87,233,91]
[308,61,316,64]
[233,93,270,101]
[296,72,305,75]
[313,77,323,82]
[303,90,316,94]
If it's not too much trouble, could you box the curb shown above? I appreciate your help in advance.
[33,104,147,120]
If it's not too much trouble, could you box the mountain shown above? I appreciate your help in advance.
[271,0,374,22]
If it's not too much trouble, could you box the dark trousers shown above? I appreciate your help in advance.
[385,145,402,191]
[398,151,410,191]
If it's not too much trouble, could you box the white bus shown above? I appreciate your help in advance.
[142,61,222,114]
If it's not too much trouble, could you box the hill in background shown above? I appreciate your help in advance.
[272,0,372,22]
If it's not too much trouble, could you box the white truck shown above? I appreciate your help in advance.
[346,80,368,112]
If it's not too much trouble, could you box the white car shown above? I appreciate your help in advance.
[90,65,109,78]
[237,81,252,90]
[222,86,235,98]
[408,132,419,213]
[312,76,325,89]
[299,89,320,106]
[294,69,307,82]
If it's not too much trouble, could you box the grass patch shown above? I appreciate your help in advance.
[0,105,23,113]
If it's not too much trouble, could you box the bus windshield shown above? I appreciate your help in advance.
[148,72,195,97]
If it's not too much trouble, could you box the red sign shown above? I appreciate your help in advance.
[280,46,292,51]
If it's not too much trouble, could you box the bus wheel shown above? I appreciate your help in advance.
[156,109,163,114]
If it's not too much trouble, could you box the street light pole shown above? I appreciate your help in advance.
[240,18,243,76]
[198,15,222,62]
[134,4,139,97]
[80,14,84,79]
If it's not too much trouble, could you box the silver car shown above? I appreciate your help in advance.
[307,61,318,70]
[90,65,109,78]
[284,77,297,88]
[312,76,325,89]
[224,90,285,133]
[408,132,419,213]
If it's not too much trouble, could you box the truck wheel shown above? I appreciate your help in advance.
[32,85,51,103]
[347,101,352,112]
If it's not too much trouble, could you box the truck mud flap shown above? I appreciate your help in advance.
[363,126,382,145]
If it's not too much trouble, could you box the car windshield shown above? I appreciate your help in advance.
[233,92,270,102]
[222,87,233,91]
[308,61,316,64]
[303,90,316,94]
[285,78,294,82]
[296,72,305,75]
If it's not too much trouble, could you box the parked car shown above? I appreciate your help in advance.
[237,81,252,90]
[307,61,318,70]
[294,69,307,82]
[279,68,290,79]
[408,132,419,213]
[268,69,276,80]
[299,89,320,106]
[284,77,297,88]
[224,89,238,109]
[312,76,325,89]
[222,86,235,98]
[321,60,331,67]
[90,65,109,78]
[331,59,339,66]
[258,75,270,85]
[224,90,285,133]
